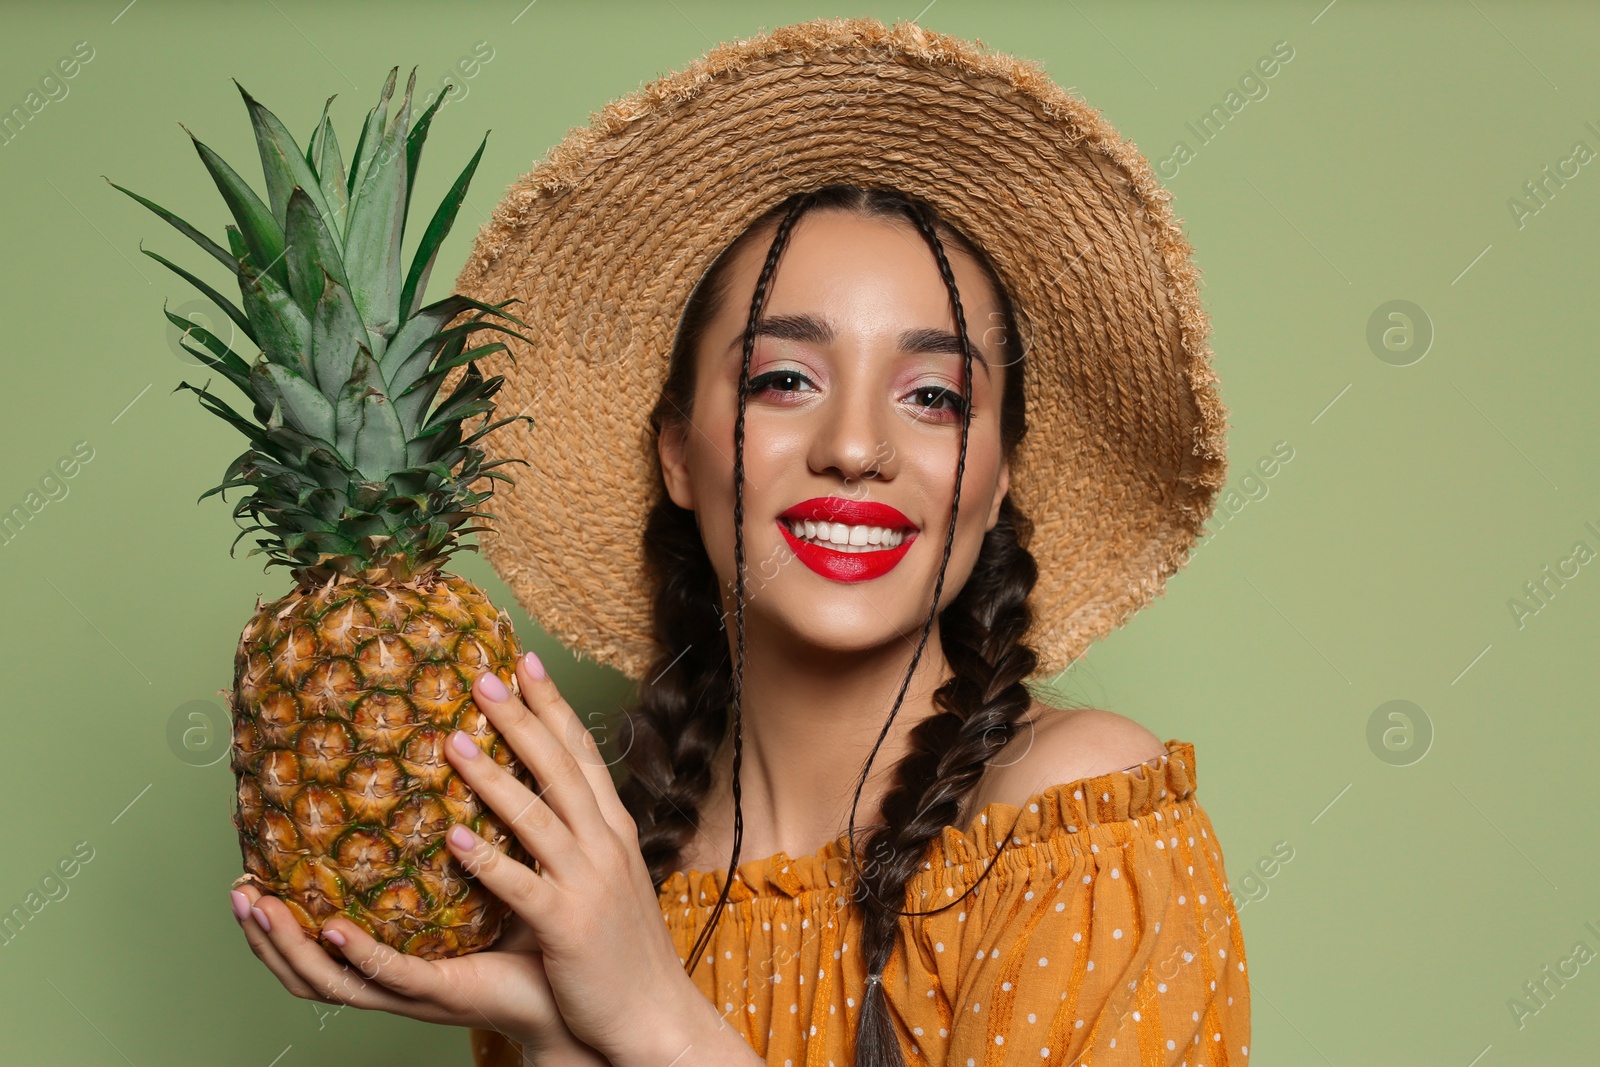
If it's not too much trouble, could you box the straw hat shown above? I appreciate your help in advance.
[452,15,1228,685]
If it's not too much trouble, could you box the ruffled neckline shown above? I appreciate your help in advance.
[657,738,1198,906]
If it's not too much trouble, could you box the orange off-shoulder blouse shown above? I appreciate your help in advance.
[471,738,1250,1066]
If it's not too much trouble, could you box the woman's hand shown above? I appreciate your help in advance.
[232,650,704,1067]
[233,885,604,1064]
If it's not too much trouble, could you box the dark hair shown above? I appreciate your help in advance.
[616,183,1042,1067]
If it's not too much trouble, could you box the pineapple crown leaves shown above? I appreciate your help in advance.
[107,66,540,585]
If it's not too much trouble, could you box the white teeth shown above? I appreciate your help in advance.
[786,519,907,550]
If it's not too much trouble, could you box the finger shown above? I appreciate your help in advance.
[248,894,436,1017]
[459,671,591,876]
[477,663,608,842]
[445,821,554,920]
[319,916,471,1018]
[513,651,636,835]
[232,884,320,1001]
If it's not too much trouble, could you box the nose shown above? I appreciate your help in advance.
[805,370,897,488]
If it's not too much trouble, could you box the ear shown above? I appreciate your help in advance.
[658,419,696,511]
[987,457,1010,531]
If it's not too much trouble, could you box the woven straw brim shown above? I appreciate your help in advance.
[451,16,1228,685]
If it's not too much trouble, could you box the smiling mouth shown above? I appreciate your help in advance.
[779,518,910,552]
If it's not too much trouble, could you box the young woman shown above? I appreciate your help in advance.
[232,18,1248,1067]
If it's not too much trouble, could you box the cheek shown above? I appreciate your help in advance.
[692,408,810,502]
[916,435,1004,518]
[910,442,1005,586]
[684,417,794,570]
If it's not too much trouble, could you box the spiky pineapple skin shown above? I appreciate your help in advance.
[228,570,533,959]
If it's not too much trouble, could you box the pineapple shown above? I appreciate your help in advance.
[109,66,539,959]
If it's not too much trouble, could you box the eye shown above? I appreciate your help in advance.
[904,384,971,418]
[749,369,816,397]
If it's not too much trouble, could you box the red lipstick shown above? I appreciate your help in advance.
[776,497,918,583]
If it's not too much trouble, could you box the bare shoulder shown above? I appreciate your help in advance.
[960,699,1168,822]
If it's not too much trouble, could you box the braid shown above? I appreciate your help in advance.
[844,202,1039,1067]
[849,497,1039,1067]
[618,189,821,974]
[614,494,733,889]
[685,190,819,975]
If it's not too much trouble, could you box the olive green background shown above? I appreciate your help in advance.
[2,1,1596,1063]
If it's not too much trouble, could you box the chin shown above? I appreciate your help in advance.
[766,589,931,655]
[771,624,915,665]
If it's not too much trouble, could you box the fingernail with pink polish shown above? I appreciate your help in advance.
[251,905,272,933]
[477,671,509,701]
[230,890,251,922]
[523,651,546,679]
[449,729,480,760]
[322,926,347,947]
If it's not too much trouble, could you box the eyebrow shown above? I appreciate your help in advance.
[725,312,992,379]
